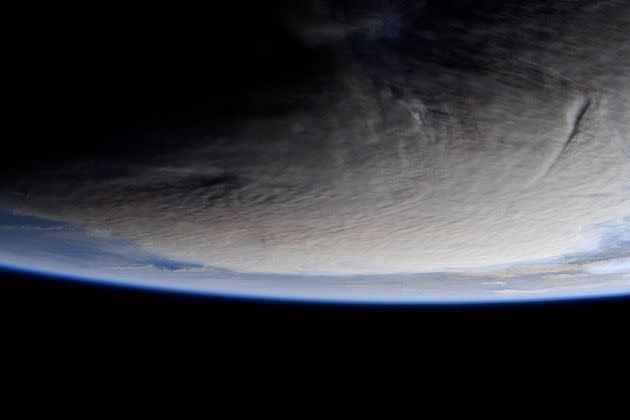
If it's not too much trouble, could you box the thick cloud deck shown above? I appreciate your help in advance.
[2,1,630,282]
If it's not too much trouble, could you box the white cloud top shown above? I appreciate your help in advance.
[3,1,630,279]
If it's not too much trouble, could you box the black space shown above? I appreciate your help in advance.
[2,268,629,415]
[4,2,336,178]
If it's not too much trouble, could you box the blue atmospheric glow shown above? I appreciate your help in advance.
[2,207,630,304]
[2,260,630,306]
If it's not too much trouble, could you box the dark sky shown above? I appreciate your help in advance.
[2,267,630,415]
[4,1,331,173]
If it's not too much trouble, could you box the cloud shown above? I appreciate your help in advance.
[492,280,627,296]
[482,281,507,286]
[586,258,630,275]
[0,224,65,232]
[1,2,630,277]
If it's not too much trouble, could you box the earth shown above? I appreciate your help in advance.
[1,1,630,303]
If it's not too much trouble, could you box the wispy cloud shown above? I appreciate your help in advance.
[481,281,507,286]
[585,258,630,275]
[0,224,65,232]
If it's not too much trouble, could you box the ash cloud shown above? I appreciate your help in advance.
[2,1,630,277]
